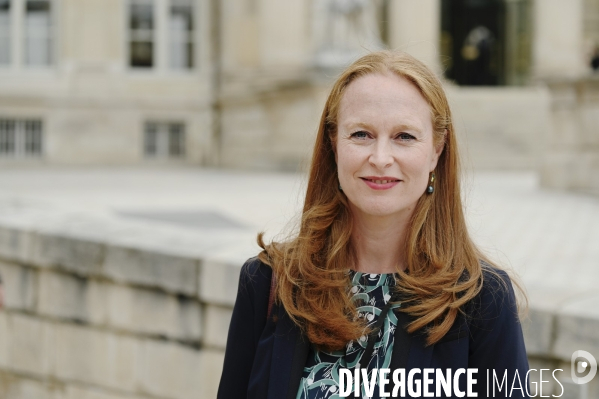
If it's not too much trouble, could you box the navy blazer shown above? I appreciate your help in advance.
[217,257,530,399]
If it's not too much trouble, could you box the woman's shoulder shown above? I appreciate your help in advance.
[467,261,521,326]
[237,255,273,299]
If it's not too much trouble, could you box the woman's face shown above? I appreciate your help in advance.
[335,72,443,221]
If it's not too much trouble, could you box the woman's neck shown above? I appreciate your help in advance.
[350,211,410,274]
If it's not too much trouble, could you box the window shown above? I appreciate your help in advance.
[25,0,52,66]
[129,0,154,68]
[0,0,53,68]
[0,118,43,157]
[144,121,185,158]
[169,0,193,69]
[129,0,195,70]
[0,0,10,65]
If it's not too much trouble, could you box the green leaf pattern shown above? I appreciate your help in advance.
[296,271,401,399]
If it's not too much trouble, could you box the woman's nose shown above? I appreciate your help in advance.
[368,140,393,169]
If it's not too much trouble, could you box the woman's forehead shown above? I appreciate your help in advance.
[337,73,433,131]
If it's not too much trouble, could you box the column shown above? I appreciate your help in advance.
[387,0,441,74]
[532,0,585,78]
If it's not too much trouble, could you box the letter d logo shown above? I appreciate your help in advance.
[571,350,597,385]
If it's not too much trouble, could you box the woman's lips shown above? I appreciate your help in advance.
[360,177,400,190]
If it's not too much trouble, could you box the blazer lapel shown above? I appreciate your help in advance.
[390,310,434,398]
[390,309,412,370]
[266,305,310,399]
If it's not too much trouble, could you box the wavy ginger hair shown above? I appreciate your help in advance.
[258,50,487,351]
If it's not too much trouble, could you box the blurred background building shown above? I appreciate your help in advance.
[1,2,599,399]
[0,0,597,180]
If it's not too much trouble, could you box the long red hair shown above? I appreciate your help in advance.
[259,50,493,350]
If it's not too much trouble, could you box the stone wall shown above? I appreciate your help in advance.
[0,223,237,399]
[0,221,597,398]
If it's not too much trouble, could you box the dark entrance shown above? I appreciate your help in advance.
[441,0,532,86]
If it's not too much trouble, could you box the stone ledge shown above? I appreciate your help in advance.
[0,225,202,298]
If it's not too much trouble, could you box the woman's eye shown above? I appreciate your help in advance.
[397,133,415,141]
[350,131,369,139]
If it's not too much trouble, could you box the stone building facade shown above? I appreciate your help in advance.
[0,0,597,175]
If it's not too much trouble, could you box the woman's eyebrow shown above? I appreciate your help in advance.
[343,121,422,133]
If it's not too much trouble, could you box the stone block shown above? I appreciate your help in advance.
[177,296,202,342]
[64,385,148,399]
[553,294,599,361]
[203,305,233,349]
[0,226,34,265]
[53,323,138,392]
[522,308,554,357]
[0,313,8,368]
[37,270,88,321]
[198,349,226,399]
[6,314,53,376]
[103,245,198,295]
[36,272,202,341]
[136,339,202,399]
[0,261,37,311]
[31,232,105,276]
[0,371,65,399]
[104,283,201,341]
[199,258,243,306]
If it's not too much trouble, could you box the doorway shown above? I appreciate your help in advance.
[441,0,532,86]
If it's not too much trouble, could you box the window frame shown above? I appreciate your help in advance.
[125,0,198,74]
[0,117,44,158]
[143,120,186,159]
[0,0,57,71]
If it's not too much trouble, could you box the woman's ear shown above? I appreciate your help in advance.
[437,129,447,154]
[430,129,447,170]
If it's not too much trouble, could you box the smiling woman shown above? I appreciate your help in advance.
[218,50,529,399]
[335,72,444,264]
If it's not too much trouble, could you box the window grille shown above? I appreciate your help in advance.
[0,118,43,157]
[144,121,185,158]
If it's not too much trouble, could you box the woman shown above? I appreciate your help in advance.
[218,50,529,399]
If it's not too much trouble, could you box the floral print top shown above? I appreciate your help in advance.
[296,271,401,399]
